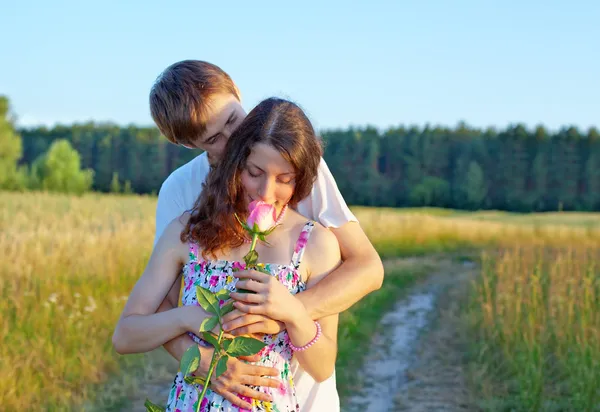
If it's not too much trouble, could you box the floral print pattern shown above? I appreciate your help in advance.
[166,221,316,412]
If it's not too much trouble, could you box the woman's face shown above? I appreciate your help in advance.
[240,143,296,214]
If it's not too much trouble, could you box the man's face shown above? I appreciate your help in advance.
[184,93,246,165]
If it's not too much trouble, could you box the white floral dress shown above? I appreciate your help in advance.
[166,221,315,412]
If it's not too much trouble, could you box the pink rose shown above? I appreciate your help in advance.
[247,200,277,232]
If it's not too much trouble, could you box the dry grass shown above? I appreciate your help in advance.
[1,191,599,410]
[468,246,600,411]
[0,191,155,410]
[355,207,600,257]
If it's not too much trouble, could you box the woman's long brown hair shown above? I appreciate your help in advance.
[181,97,323,259]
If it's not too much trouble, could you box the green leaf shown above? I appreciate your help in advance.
[234,213,252,233]
[196,286,220,315]
[184,375,207,387]
[220,300,235,316]
[215,288,231,302]
[199,316,219,333]
[226,336,266,357]
[179,344,200,377]
[202,332,220,350]
[215,355,229,378]
[258,233,266,242]
[253,222,260,233]
[257,267,271,275]
[144,399,166,411]
[222,338,232,352]
[244,249,259,266]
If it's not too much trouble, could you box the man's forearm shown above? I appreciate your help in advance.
[156,279,212,365]
[163,330,197,362]
[296,252,383,319]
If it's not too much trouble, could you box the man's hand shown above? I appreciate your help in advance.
[194,348,280,409]
[221,309,285,336]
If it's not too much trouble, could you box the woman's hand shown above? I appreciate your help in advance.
[221,308,285,336]
[230,270,305,324]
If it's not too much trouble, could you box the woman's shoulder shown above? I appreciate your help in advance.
[293,216,341,282]
[306,221,339,253]
[286,212,338,261]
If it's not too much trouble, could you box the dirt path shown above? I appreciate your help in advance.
[344,257,479,412]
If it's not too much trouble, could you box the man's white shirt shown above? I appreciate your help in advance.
[154,152,356,411]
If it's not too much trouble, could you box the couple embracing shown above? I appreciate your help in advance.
[112,60,384,412]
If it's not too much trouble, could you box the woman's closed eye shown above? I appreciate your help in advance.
[278,177,295,185]
[247,170,294,184]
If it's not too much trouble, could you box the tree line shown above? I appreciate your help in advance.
[1,96,598,211]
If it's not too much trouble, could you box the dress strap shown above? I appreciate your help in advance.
[291,221,316,268]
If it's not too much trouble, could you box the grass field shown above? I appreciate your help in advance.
[1,191,598,410]
[468,246,600,411]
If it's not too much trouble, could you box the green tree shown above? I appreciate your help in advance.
[582,128,600,210]
[465,161,487,209]
[409,176,450,207]
[0,96,27,190]
[32,139,94,194]
[110,172,122,193]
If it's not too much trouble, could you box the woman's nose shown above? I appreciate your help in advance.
[258,178,276,203]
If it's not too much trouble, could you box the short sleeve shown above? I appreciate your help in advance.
[153,153,211,246]
[154,175,185,246]
[296,158,357,228]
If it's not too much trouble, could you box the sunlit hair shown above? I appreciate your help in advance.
[181,97,323,259]
[149,60,240,146]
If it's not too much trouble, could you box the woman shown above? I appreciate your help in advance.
[113,97,341,411]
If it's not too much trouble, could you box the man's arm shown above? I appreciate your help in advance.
[295,221,383,319]
[295,159,383,319]
[158,276,199,361]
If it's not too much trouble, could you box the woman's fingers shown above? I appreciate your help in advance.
[221,308,247,324]
[223,314,261,331]
[217,389,253,409]
[230,291,264,304]
[233,301,264,315]
[232,279,264,293]
[230,322,266,336]
[241,363,279,377]
[234,384,273,403]
[240,375,281,389]
[234,269,270,283]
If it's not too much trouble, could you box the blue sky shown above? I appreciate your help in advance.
[1,0,598,132]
